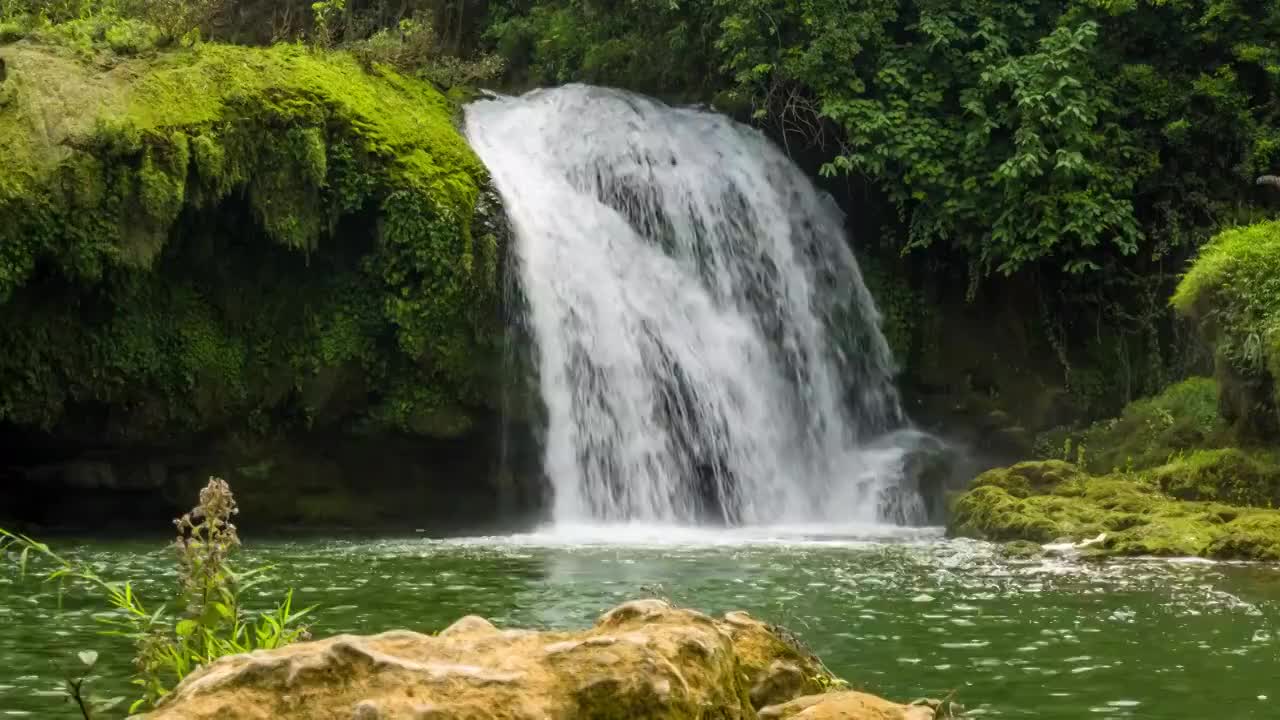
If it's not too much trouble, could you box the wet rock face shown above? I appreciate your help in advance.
[146,600,936,720]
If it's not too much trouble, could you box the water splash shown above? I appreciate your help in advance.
[466,84,918,525]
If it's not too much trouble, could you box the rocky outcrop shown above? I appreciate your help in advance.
[0,35,537,529]
[145,600,938,720]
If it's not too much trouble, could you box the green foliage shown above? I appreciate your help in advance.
[346,10,505,88]
[103,16,161,52]
[488,0,1278,280]
[1151,448,1280,508]
[0,0,224,45]
[1046,376,1227,473]
[63,649,125,720]
[309,0,344,47]
[485,0,720,97]
[0,477,314,713]
[1173,221,1280,439]
[855,255,932,372]
[0,40,501,439]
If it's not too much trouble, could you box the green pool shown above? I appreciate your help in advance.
[2,526,1277,718]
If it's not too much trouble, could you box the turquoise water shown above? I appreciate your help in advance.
[2,526,1278,718]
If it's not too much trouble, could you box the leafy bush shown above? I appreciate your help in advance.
[0,0,228,44]
[0,477,314,714]
[1173,221,1280,439]
[347,11,505,88]
[104,15,161,52]
[1151,448,1280,508]
[1039,377,1226,473]
[487,0,1279,282]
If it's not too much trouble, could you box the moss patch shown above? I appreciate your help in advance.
[949,458,1280,560]
[1151,448,1280,508]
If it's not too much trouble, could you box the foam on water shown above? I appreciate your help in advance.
[466,85,923,526]
[445,522,947,549]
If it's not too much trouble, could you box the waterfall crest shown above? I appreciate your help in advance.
[466,85,922,525]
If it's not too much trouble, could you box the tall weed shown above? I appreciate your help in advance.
[0,477,314,715]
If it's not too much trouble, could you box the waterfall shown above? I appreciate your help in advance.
[466,85,923,526]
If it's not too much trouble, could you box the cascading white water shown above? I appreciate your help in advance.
[466,85,925,526]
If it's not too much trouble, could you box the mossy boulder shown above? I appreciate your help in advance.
[146,599,936,720]
[1206,514,1280,561]
[967,459,1084,498]
[0,37,504,448]
[1172,221,1280,441]
[949,458,1280,560]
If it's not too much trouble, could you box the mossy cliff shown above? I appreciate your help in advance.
[1172,220,1280,441]
[0,38,527,528]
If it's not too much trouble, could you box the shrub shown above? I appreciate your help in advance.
[0,477,314,714]
[1173,221,1280,439]
[1039,377,1226,473]
[1152,448,1280,508]
[104,16,161,53]
[348,11,504,89]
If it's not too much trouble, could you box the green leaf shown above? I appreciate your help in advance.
[175,619,198,638]
[78,650,99,667]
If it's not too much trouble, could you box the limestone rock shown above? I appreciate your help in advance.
[718,609,838,708]
[759,691,936,720]
[145,601,926,720]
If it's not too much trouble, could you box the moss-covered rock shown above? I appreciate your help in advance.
[1206,514,1280,561]
[1150,448,1280,508]
[1172,221,1280,441]
[949,457,1280,560]
[146,600,934,720]
[0,37,504,445]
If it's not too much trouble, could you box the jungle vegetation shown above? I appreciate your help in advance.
[1,0,1278,513]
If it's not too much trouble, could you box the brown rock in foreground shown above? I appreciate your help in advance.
[759,691,937,720]
[145,599,937,720]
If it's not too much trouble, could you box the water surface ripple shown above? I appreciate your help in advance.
[1,532,1277,718]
